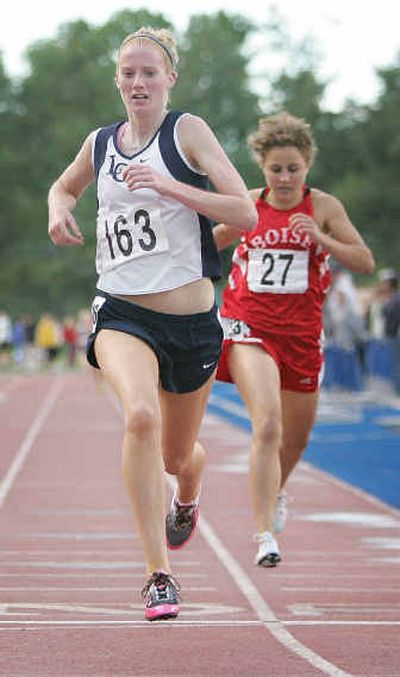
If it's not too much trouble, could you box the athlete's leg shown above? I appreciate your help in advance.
[94,329,169,575]
[280,388,320,488]
[228,343,282,533]
[161,376,214,503]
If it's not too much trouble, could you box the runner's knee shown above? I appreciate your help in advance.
[253,414,282,451]
[124,404,160,439]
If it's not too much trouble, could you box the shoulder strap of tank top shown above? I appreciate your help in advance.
[159,111,209,188]
[93,122,122,180]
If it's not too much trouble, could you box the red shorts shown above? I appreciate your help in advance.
[216,318,324,393]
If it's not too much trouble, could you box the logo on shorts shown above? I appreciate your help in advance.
[202,361,216,370]
[299,377,312,385]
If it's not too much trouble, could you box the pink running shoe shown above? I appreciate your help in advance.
[141,571,180,621]
[166,493,200,550]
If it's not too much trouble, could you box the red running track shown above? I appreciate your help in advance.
[0,370,399,677]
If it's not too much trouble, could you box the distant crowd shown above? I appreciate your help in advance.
[324,266,399,348]
[323,266,400,392]
[0,308,92,371]
[0,269,399,386]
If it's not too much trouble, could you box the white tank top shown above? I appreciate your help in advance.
[92,111,221,294]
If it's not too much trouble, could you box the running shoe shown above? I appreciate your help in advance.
[141,571,181,621]
[165,492,200,550]
[274,491,291,533]
[254,531,281,567]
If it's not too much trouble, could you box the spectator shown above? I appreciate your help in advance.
[62,316,78,368]
[0,309,13,368]
[34,314,62,367]
[366,268,398,339]
[12,317,27,367]
[382,272,400,339]
[326,289,367,351]
[382,271,400,393]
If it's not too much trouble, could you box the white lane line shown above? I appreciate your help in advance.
[0,550,142,555]
[22,532,137,540]
[0,378,63,509]
[284,620,400,626]
[0,561,200,569]
[282,587,400,593]
[255,574,400,579]
[0,587,216,592]
[0,620,262,627]
[0,573,207,579]
[0,619,398,629]
[199,516,355,677]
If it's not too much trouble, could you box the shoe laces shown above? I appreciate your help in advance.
[172,501,196,531]
[277,491,292,509]
[253,530,277,546]
[141,571,181,600]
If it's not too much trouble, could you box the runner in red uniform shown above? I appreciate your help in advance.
[215,112,375,567]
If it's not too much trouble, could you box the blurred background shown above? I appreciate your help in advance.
[0,3,399,394]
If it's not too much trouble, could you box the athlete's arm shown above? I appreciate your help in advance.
[122,115,258,231]
[289,189,375,274]
[48,133,96,246]
[213,224,242,251]
[212,187,261,251]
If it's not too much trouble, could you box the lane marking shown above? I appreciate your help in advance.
[21,532,137,540]
[251,573,400,579]
[0,572,208,579]
[0,560,200,569]
[288,602,400,616]
[0,559,391,569]
[0,619,398,629]
[361,537,400,549]
[299,511,400,528]
[198,516,355,677]
[0,550,143,555]
[0,620,262,627]
[0,601,244,618]
[0,586,216,592]
[282,587,400,593]
[285,620,400,626]
[0,378,63,509]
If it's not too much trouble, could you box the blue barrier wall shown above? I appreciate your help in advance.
[323,339,396,391]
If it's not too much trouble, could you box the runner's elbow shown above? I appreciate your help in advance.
[241,202,258,231]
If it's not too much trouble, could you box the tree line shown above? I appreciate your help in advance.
[1,8,399,316]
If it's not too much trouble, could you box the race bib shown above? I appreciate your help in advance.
[247,248,309,294]
[220,316,251,340]
[91,295,106,332]
[96,202,169,273]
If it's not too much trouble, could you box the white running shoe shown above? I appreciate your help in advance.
[274,491,291,533]
[254,531,281,567]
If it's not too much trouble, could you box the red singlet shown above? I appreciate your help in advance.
[217,187,331,392]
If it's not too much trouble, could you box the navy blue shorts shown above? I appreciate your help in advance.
[87,292,223,394]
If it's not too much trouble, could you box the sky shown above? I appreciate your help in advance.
[2,0,399,112]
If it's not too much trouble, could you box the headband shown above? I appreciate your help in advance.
[134,33,176,68]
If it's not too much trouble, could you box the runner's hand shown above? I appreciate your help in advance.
[123,164,175,195]
[48,209,84,246]
[289,212,322,244]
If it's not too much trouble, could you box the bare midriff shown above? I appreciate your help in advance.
[114,277,215,315]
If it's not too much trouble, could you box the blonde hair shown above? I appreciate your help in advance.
[248,112,317,167]
[117,26,179,73]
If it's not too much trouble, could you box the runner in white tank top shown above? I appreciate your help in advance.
[47,26,257,621]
